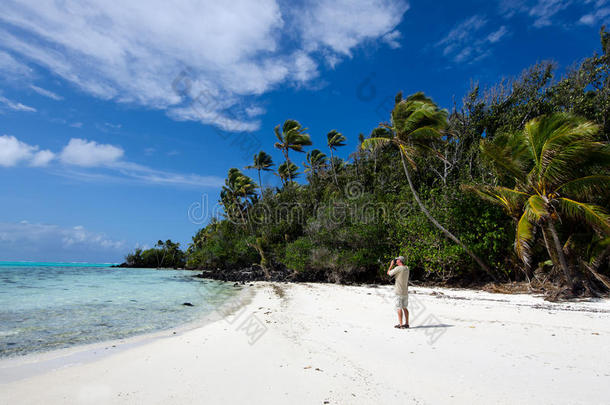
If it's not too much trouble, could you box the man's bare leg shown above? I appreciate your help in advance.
[396,308,403,327]
[402,308,409,328]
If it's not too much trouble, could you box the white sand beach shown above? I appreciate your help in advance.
[1,282,609,404]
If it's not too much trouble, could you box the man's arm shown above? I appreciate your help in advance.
[386,259,395,276]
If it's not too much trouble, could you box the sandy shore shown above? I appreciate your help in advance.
[1,282,609,404]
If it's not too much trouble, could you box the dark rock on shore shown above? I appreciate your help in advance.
[182,302,194,307]
[193,265,330,283]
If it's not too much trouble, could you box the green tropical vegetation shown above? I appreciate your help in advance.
[125,28,610,296]
[123,240,186,268]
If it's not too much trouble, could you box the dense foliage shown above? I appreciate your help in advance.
[127,29,610,294]
[124,240,186,269]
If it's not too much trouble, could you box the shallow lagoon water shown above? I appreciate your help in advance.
[0,263,235,357]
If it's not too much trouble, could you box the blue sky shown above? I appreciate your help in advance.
[0,0,607,262]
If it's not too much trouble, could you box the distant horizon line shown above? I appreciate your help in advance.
[0,260,120,267]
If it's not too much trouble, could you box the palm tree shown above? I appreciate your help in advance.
[465,113,610,288]
[353,133,366,181]
[276,161,300,186]
[221,168,258,229]
[366,127,393,185]
[155,240,166,268]
[326,129,346,186]
[362,91,494,277]
[304,149,328,177]
[274,119,312,182]
[245,151,274,193]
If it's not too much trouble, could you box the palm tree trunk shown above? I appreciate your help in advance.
[157,243,167,268]
[330,148,338,186]
[233,197,251,233]
[591,243,610,273]
[540,225,559,268]
[248,238,270,280]
[547,220,574,289]
[160,248,167,268]
[257,169,263,195]
[399,152,495,280]
[283,149,292,183]
[585,244,610,290]
[373,152,378,187]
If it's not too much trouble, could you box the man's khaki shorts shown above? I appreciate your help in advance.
[394,294,408,309]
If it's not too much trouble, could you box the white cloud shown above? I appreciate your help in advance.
[61,224,124,249]
[487,26,509,43]
[0,221,125,261]
[298,0,409,56]
[437,16,508,64]
[292,51,319,83]
[382,30,402,49]
[109,161,224,188]
[0,0,408,132]
[59,138,124,167]
[438,16,487,56]
[30,149,55,167]
[0,135,35,166]
[0,94,36,112]
[0,134,54,167]
[530,0,578,27]
[498,0,608,27]
[579,3,610,26]
[29,84,62,100]
[245,106,265,118]
[1,134,224,188]
[0,50,32,78]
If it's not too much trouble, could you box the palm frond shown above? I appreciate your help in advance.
[398,103,448,135]
[556,175,610,200]
[525,194,548,221]
[408,126,444,145]
[523,115,561,169]
[404,91,435,104]
[274,125,283,143]
[558,198,610,234]
[304,149,328,173]
[361,137,392,152]
[276,161,300,182]
[282,119,301,135]
[245,151,274,171]
[399,144,418,169]
[540,142,601,188]
[480,139,528,185]
[327,130,346,149]
[515,211,535,266]
[461,185,528,216]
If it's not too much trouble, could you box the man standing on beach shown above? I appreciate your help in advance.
[388,256,410,329]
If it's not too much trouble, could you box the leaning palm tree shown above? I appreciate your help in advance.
[276,161,300,186]
[326,130,346,186]
[274,119,312,182]
[465,113,610,288]
[304,149,328,177]
[362,91,493,277]
[245,151,274,193]
[221,168,258,229]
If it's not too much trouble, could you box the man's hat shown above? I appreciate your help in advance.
[395,256,405,263]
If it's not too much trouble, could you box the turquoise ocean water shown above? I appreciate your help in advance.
[0,262,236,358]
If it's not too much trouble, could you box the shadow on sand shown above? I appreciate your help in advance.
[409,324,454,329]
